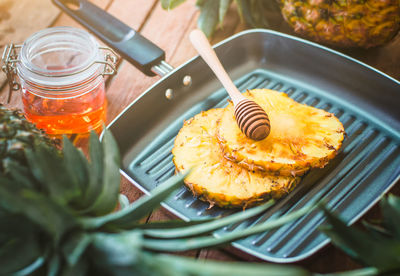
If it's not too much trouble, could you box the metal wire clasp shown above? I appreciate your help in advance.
[99,46,119,76]
[1,45,119,103]
[1,44,21,103]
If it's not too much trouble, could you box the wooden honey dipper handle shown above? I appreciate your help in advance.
[189,29,270,140]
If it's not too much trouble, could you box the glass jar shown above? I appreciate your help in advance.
[2,26,117,136]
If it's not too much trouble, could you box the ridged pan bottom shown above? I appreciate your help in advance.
[126,68,400,262]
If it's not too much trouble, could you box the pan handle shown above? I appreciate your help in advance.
[52,0,173,76]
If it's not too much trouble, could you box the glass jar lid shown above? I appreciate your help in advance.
[17,26,102,88]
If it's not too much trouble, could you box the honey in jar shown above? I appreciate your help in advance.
[9,27,117,136]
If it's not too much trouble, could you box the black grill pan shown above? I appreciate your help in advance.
[55,0,400,263]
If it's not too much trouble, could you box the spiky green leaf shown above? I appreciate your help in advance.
[80,173,186,229]
[320,267,378,276]
[161,0,186,9]
[361,221,391,240]
[47,254,61,276]
[0,178,77,243]
[320,207,400,272]
[118,194,130,210]
[0,213,43,275]
[90,231,142,267]
[62,136,89,199]
[6,160,36,189]
[219,0,232,24]
[381,194,400,239]
[197,0,220,37]
[143,253,310,276]
[87,129,121,215]
[25,143,79,205]
[80,131,104,211]
[58,259,88,276]
[62,232,92,266]
[143,200,273,238]
[142,204,313,251]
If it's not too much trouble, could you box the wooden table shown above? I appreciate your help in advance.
[1,0,399,274]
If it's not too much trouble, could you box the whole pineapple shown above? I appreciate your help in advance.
[161,0,400,48]
[0,104,56,175]
[279,0,400,48]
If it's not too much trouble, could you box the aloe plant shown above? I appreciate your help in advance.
[319,194,400,276]
[0,129,312,275]
[2,125,399,275]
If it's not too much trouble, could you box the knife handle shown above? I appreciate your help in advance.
[52,0,165,76]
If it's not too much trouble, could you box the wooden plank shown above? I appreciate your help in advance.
[103,0,160,122]
[107,0,157,31]
[0,0,60,103]
[0,0,59,46]
[105,0,198,122]
[50,0,111,28]
[0,0,112,108]
[120,175,144,202]
[198,248,239,262]
[168,1,242,67]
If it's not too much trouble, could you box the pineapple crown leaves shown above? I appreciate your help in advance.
[319,195,400,275]
[160,0,281,37]
[0,105,58,176]
[0,108,398,276]
[0,128,311,276]
[2,119,399,275]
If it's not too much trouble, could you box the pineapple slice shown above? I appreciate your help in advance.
[172,108,299,208]
[217,89,345,176]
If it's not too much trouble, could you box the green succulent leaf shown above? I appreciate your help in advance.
[381,194,400,239]
[0,213,43,275]
[361,221,391,240]
[142,203,313,251]
[62,136,89,201]
[320,206,400,273]
[219,0,232,24]
[161,0,186,10]
[25,142,79,205]
[80,131,104,211]
[80,173,186,229]
[90,231,143,268]
[235,0,249,25]
[62,232,92,266]
[320,267,379,276]
[0,178,77,244]
[14,257,46,276]
[58,258,88,276]
[143,200,273,238]
[196,0,204,6]
[47,254,61,276]
[87,129,121,215]
[6,160,36,189]
[141,252,310,276]
[118,194,130,210]
[159,0,280,38]
[197,0,220,37]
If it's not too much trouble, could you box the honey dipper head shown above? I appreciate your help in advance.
[234,99,271,141]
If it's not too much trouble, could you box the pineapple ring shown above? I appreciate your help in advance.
[217,89,345,176]
[172,108,299,209]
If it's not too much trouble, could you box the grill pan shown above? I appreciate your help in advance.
[55,0,400,263]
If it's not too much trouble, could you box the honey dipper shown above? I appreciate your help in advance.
[189,29,270,141]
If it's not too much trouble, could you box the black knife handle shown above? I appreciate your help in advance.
[52,0,165,76]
